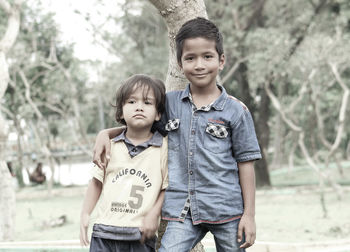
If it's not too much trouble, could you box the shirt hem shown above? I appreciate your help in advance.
[192,215,242,225]
[162,216,185,223]
[162,215,241,225]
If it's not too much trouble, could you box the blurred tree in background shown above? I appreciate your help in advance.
[3,2,93,195]
[0,0,22,241]
[204,0,350,188]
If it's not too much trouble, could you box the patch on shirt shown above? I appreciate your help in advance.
[205,122,228,139]
[165,119,180,131]
[179,197,191,220]
[208,118,225,125]
[228,95,248,110]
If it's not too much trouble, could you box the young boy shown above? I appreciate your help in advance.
[80,74,168,252]
[93,17,261,251]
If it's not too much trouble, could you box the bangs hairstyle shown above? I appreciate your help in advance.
[114,74,166,125]
[175,17,224,66]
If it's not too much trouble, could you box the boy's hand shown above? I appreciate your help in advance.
[80,213,90,246]
[139,211,159,244]
[93,130,111,170]
[237,214,256,248]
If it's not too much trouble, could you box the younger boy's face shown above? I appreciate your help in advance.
[121,85,160,131]
[180,37,225,90]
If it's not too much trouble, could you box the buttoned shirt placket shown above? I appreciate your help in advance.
[179,92,213,222]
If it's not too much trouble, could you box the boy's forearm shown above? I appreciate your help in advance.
[101,127,126,139]
[238,161,256,216]
[149,190,165,217]
[81,178,102,216]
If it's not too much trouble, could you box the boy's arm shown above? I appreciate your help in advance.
[93,127,125,169]
[139,190,165,244]
[237,161,256,249]
[80,178,103,246]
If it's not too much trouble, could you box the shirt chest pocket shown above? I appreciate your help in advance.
[165,119,180,151]
[204,122,231,153]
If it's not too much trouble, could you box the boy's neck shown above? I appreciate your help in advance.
[190,83,221,108]
[125,127,153,146]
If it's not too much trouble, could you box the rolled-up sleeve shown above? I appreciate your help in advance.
[231,109,262,162]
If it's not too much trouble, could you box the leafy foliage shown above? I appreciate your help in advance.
[3,1,91,156]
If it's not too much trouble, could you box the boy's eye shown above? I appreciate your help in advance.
[127,100,135,104]
[185,57,194,61]
[145,100,153,105]
[204,55,213,59]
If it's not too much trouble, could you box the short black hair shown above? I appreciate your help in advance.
[175,17,224,66]
[114,74,166,125]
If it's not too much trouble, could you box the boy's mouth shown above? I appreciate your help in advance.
[193,73,208,78]
[133,114,145,118]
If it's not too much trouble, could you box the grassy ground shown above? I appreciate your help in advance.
[270,160,350,187]
[15,186,86,242]
[255,186,350,242]
[10,161,350,248]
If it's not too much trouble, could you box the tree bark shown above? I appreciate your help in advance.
[235,62,271,187]
[229,0,271,187]
[148,1,207,251]
[255,84,271,187]
[0,0,22,241]
[149,0,207,91]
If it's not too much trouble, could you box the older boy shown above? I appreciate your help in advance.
[93,18,261,252]
[80,74,168,252]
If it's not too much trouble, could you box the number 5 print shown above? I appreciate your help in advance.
[128,185,145,209]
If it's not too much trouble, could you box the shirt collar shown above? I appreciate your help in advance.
[180,83,227,111]
[112,130,163,147]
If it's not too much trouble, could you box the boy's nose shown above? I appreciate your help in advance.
[136,102,144,111]
[194,58,204,70]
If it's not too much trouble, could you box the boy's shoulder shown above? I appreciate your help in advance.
[165,90,186,107]
[225,94,249,112]
[162,135,168,148]
[166,89,184,98]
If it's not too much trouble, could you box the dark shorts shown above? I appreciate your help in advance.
[90,236,156,252]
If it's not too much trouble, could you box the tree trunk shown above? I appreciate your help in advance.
[255,83,271,187]
[235,62,271,187]
[271,81,286,169]
[0,0,22,241]
[148,1,207,251]
[0,162,16,241]
[14,116,25,187]
[149,0,207,91]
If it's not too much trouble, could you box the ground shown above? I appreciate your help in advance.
[5,161,350,251]
[13,185,350,243]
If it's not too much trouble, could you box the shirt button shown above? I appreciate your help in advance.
[189,171,193,175]
[191,130,195,135]
[132,148,137,152]
[189,152,193,156]
[190,191,194,195]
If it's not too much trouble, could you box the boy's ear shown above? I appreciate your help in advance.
[178,60,183,71]
[219,54,225,71]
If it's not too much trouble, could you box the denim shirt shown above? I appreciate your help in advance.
[161,84,261,225]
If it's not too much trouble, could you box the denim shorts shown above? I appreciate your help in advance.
[90,236,156,252]
[158,217,245,252]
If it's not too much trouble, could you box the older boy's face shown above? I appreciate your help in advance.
[122,85,160,131]
[180,37,225,90]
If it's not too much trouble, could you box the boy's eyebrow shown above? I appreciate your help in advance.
[127,94,156,100]
[183,50,217,56]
